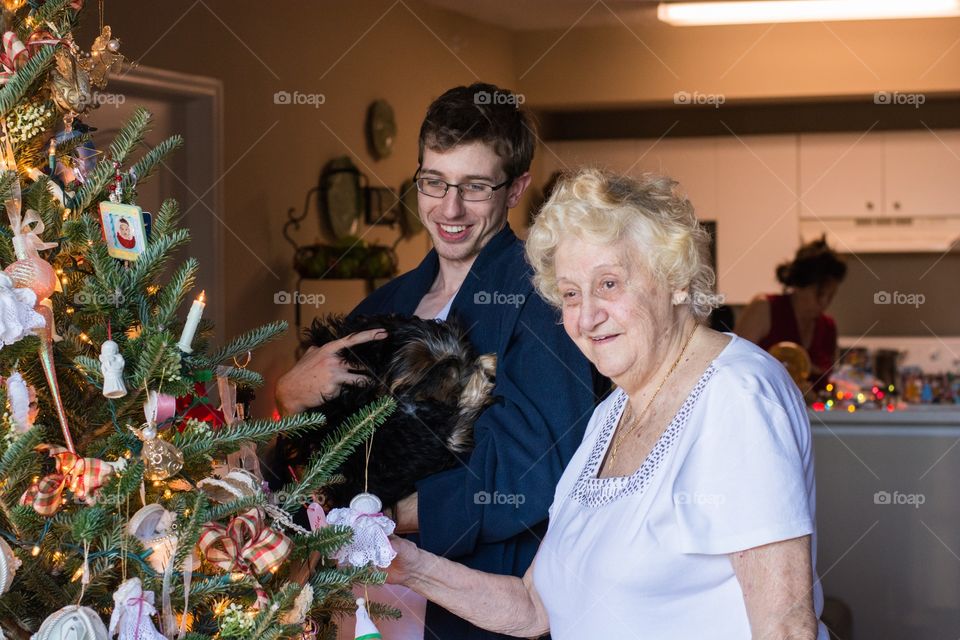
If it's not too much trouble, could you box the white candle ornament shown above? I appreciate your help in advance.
[176,290,205,353]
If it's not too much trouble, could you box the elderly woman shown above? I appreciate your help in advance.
[386,168,827,639]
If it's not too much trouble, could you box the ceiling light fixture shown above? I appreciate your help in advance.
[658,0,960,26]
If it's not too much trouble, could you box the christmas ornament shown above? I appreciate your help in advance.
[99,339,127,398]
[0,536,21,596]
[325,493,396,568]
[20,445,114,515]
[50,39,93,114]
[126,504,178,573]
[280,584,313,626]
[0,272,44,346]
[108,578,166,640]
[35,302,75,452]
[80,26,123,89]
[38,299,63,342]
[218,363,262,479]
[142,390,176,426]
[2,136,59,301]
[306,501,327,531]
[129,423,183,482]
[197,468,259,504]
[176,291,205,353]
[354,598,382,640]
[198,507,292,576]
[5,369,36,432]
[31,605,109,640]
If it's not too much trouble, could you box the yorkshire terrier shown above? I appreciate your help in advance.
[277,314,497,509]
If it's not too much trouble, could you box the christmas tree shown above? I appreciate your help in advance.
[0,2,397,638]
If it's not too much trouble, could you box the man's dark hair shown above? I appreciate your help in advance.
[418,82,535,180]
[776,235,847,289]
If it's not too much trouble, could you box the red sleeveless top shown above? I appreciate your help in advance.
[757,294,837,389]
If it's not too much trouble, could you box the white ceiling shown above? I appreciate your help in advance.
[420,0,661,31]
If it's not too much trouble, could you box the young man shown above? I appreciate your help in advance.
[276,83,604,639]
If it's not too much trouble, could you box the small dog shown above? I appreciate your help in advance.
[278,314,497,509]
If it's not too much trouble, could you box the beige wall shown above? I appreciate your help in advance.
[80,1,518,416]
[514,16,960,106]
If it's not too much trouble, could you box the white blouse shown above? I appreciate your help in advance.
[533,334,829,639]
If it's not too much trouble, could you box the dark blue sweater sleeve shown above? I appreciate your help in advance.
[415,293,599,558]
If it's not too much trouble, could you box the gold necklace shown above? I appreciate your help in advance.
[608,324,699,466]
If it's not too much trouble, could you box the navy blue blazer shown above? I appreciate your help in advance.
[351,225,605,639]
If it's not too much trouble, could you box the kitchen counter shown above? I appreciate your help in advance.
[808,406,960,431]
[811,404,960,639]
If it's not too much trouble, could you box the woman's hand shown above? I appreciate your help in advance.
[385,535,423,587]
[275,329,387,415]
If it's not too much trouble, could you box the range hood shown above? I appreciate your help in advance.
[799,216,960,253]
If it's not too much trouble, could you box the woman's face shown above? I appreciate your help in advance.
[555,238,680,391]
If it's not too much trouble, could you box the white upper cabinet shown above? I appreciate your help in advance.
[799,132,885,219]
[884,129,960,217]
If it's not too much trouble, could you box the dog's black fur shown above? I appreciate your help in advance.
[277,314,497,509]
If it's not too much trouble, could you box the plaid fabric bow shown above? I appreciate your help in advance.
[198,508,291,576]
[20,445,114,516]
[0,31,27,85]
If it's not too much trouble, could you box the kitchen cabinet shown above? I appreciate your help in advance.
[884,129,960,217]
[799,129,960,219]
[799,132,885,219]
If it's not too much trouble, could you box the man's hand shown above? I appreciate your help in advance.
[275,329,387,415]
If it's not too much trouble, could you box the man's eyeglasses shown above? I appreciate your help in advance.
[415,174,513,202]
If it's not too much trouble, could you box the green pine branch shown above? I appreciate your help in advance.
[203,321,288,368]
[280,396,396,512]
[174,411,327,460]
[154,257,199,326]
[125,227,191,294]
[122,135,183,190]
[151,198,181,239]
[215,365,264,389]
[31,0,76,25]
[70,107,152,212]
[290,525,353,562]
[0,46,56,118]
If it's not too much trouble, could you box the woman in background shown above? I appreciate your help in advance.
[736,237,846,389]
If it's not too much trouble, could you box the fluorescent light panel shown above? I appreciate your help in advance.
[658,0,960,26]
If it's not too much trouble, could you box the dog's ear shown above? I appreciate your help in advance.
[459,354,496,411]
